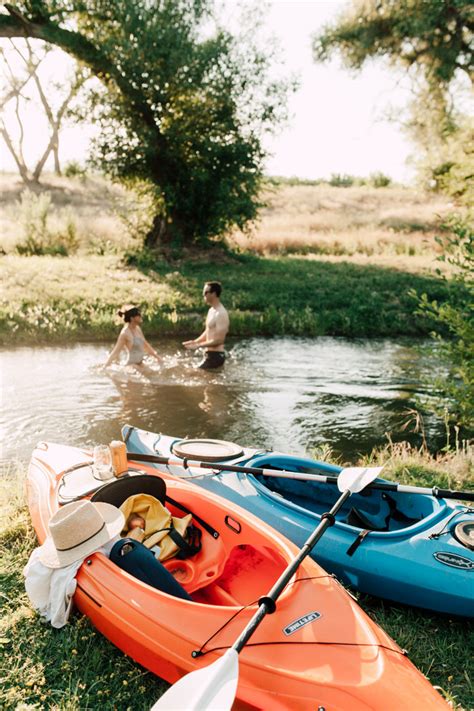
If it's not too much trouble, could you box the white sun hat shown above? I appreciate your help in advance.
[38,499,124,569]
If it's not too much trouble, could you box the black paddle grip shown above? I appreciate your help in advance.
[434,487,474,502]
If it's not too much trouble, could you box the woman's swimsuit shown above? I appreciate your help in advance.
[126,333,146,365]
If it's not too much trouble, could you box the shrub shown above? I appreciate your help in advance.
[329,173,356,187]
[265,176,322,187]
[370,172,392,188]
[413,216,473,434]
[64,161,87,178]
[15,190,79,256]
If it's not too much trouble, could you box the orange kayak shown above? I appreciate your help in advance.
[27,442,448,710]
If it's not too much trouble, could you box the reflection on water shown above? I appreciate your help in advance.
[0,337,444,464]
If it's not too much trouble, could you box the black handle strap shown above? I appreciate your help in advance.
[346,529,370,557]
[168,525,202,559]
[165,495,220,539]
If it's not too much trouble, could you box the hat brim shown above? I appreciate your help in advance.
[38,502,124,569]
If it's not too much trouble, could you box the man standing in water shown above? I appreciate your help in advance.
[183,281,229,369]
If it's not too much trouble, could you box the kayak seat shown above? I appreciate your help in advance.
[93,474,227,595]
[110,538,192,601]
[346,507,388,532]
[92,473,167,507]
[347,494,421,532]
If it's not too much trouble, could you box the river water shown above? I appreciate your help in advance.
[0,337,444,465]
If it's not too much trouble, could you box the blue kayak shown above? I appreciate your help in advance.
[123,425,474,617]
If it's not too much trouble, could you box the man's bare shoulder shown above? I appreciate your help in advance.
[217,304,229,322]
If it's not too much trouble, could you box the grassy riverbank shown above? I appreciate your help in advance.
[0,173,464,344]
[1,444,473,710]
[0,252,461,345]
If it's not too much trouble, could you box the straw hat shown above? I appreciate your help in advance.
[38,500,124,569]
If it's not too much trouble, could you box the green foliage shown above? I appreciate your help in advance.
[265,176,323,187]
[1,250,460,344]
[414,217,474,433]
[64,160,87,178]
[78,1,292,248]
[329,173,356,187]
[313,0,473,201]
[369,172,391,188]
[15,189,79,256]
[113,179,158,245]
[424,121,474,206]
[0,1,293,250]
[313,0,473,89]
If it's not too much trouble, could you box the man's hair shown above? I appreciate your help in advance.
[205,281,222,297]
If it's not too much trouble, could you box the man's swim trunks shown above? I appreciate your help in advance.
[198,351,225,370]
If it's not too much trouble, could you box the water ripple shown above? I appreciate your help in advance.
[0,337,444,464]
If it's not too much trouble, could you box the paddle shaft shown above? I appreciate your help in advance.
[151,465,380,710]
[127,452,474,502]
[230,490,351,654]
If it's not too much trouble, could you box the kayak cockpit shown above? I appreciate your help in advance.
[91,472,289,606]
[247,454,440,533]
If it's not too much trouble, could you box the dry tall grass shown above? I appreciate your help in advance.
[0,172,135,253]
[0,173,457,271]
[230,184,456,269]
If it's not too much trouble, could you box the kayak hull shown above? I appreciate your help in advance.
[27,440,449,710]
[124,426,474,617]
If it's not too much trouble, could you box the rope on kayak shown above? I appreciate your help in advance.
[194,640,408,656]
[192,575,332,659]
[428,508,472,540]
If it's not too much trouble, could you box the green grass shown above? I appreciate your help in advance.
[0,174,464,344]
[0,251,463,345]
[0,471,166,710]
[1,447,473,710]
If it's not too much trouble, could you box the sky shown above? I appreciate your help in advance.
[263,0,414,182]
[0,0,417,183]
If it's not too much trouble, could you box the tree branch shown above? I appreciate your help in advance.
[32,125,58,180]
[0,6,160,133]
[0,60,37,107]
[0,119,30,182]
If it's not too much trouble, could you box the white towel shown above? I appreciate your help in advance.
[23,536,120,628]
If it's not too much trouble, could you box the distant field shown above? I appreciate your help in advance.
[231,182,455,267]
[0,173,456,272]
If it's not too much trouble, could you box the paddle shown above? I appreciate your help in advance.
[127,452,474,502]
[150,466,382,711]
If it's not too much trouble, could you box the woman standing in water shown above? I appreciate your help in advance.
[104,305,160,368]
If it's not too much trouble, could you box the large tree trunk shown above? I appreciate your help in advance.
[144,214,170,249]
[144,211,187,250]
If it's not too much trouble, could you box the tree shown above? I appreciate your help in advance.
[0,1,293,249]
[312,0,473,201]
[313,0,473,93]
[0,38,89,183]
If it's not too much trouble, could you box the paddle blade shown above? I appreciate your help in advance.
[337,466,384,493]
[151,648,239,711]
